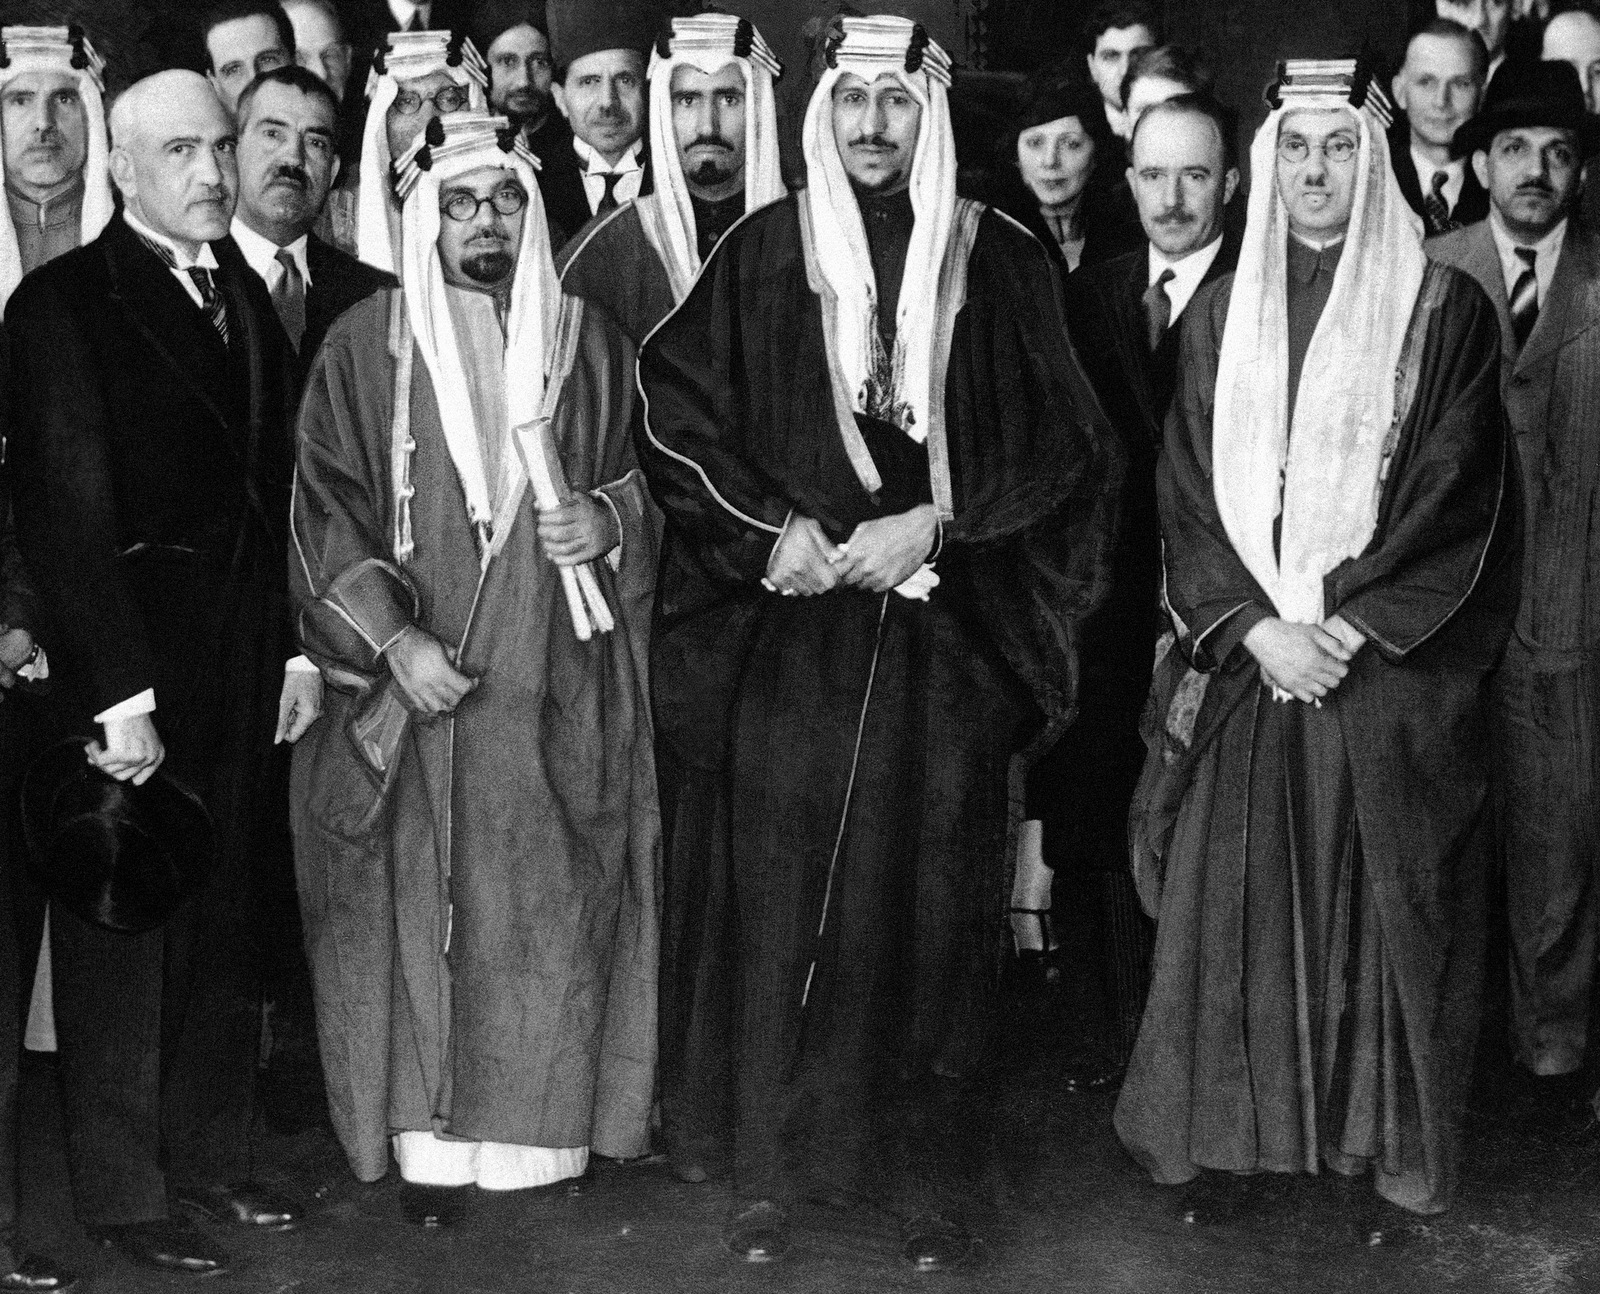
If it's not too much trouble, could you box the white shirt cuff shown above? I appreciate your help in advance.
[95,688,155,725]
[285,655,319,673]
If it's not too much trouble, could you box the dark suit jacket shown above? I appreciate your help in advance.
[1429,217,1600,661]
[1389,117,1489,232]
[541,140,654,255]
[5,216,296,778]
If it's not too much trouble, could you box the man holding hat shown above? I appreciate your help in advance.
[289,110,659,1223]
[1430,60,1600,1096]
[637,14,1119,1267]
[1117,58,1517,1230]
[540,0,655,247]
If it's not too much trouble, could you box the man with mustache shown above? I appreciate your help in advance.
[538,0,655,249]
[229,64,394,368]
[1118,58,1516,1237]
[1048,93,1238,1089]
[1430,60,1600,1113]
[288,110,659,1227]
[473,1,563,158]
[5,68,303,1277]
[638,14,1118,1268]
[1389,18,1489,236]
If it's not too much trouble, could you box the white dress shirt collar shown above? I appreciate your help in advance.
[122,207,219,271]
[230,217,312,289]
[1410,146,1464,213]
[1488,209,1566,306]
[572,135,644,176]
[1148,234,1224,325]
[388,0,430,28]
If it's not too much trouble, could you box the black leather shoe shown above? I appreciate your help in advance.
[723,1199,788,1263]
[176,1181,301,1231]
[94,1219,231,1277]
[901,1215,973,1272]
[0,1255,79,1292]
[1175,1173,1256,1227]
[1348,1195,1425,1249]
[1062,1061,1125,1094]
[399,1182,470,1228]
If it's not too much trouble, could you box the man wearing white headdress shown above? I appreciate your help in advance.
[1116,61,1519,1227]
[289,111,660,1220]
[350,29,485,270]
[638,13,1118,1268]
[0,26,112,310]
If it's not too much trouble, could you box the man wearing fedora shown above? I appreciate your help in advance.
[1430,59,1600,1098]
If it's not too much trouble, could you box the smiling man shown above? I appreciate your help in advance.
[638,13,1119,1270]
[1430,59,1600,1112]
[6,68,303,1278]
[1390,18,1490,234]
[1116,60,1517,1236]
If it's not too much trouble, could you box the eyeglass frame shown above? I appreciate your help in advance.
[392,84,470,115]
[1276,133,1359,165]
[440,182,530,223]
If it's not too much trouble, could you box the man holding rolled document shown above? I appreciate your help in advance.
[286,110,660,1225]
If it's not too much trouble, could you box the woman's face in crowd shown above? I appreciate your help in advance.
[1017,114,1096,208]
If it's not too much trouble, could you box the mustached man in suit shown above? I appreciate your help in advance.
[1429,59,1600,1101]
[1043,92,1239,1082]
[5,70,304,1279]
[1390,18,1491,236]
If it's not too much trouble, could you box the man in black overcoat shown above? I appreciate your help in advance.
[5,70,302,1279]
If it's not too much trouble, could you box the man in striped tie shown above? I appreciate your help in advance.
[1430,58,1600,1122]
[5,68,302,1279]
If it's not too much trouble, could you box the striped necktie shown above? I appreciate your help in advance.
[1423,171,1456,237]
[1510,246,1539,349]
[137,232,229,345]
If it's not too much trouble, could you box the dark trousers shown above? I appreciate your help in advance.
[0,699,22,1272]
[1493,638,1600,1076]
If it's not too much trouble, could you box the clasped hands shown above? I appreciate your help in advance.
[764,506,937,598]
[1243,614,1368,705]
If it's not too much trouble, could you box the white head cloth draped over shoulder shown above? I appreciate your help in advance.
[357,30,487,272]
[0,26,112,309]
[643,12,784,301]
[1212,59,1426,626]
[799,14,954,444]
[393,111,559,539]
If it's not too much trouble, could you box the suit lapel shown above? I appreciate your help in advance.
[1517,223,1600,374]
[1109,252,1160,432]
[1455,222,1515,365]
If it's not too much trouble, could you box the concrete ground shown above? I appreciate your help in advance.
[14,912,1600,1293]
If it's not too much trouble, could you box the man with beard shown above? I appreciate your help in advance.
[352,29,487,270]
[1430,60,1600,1104]
[201,0,294,116]
[1390,19,1489,235]
[473,1,565,160]
[1118,59,1517,1234]
[7,68,303,1276]
[557,7,785,1191]
[637,14,1118,1268]
[230,65,394,367]
[1045,93,1239,1086]
[539,0,654,248]
[289,109,659,1226]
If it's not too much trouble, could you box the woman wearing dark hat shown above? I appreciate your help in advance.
[987,79,1116,278]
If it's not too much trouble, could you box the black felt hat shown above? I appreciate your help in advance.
[546,0,656,68]
[22,740,215,935]
[1452,58,1600,158]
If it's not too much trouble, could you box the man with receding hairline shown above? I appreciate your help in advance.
[1389,18,1490,234]
[7,68,301,1278]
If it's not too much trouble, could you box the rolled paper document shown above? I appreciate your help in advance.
[515,418,614,642]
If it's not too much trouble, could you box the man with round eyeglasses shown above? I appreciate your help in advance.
[287,109,660,1226]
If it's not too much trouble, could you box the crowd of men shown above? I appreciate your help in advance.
[0,0,1596,1287]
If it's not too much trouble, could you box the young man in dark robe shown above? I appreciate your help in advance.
[288,113,659,1221]
[637,14,1120,1271]
[1116,61,1519,1233]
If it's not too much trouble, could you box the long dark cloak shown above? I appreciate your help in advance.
[1116,264,1520,1214]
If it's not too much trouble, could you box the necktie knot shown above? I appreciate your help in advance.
[1143,268,1176,351]
[1430,170,1449,198]
[597,171,622,214]
[1422,169,1456,236]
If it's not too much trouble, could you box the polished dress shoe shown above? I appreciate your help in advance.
[176,1181,301,1230]
[0,1254,79,1292]
[1062,1060,1125,1094]
[723,1199,788,1263]
[399,1182,470,1228]
[1175,1172,1256,1227]
[900,1215,974,1272]
[93,1218,231,1277]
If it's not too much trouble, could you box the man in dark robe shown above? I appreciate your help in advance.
[7,70,303,1276]
[288,112,659,1222]
[1048,91,1239,1079]
[1116,61,1519,1231]
[638,14,1119,1270]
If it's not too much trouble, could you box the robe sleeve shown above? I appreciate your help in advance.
[1156,279,1276,673]
[635,237,792,587]
[289,318,418,680]
[1322,272,1512,662]
[7,274,158,718]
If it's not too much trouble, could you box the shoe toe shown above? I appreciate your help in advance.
[900,1217,973,1272]
[723,1200,789,1263]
